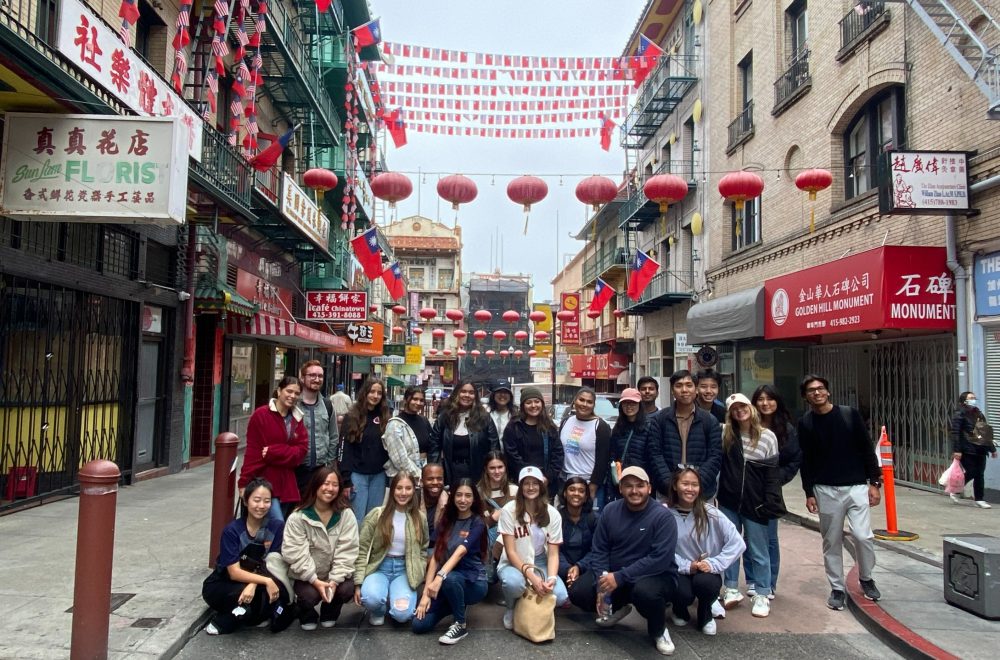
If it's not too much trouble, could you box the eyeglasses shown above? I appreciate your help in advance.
[805,386,827,394]
[305,374,324,379]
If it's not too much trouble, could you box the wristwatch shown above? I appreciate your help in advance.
[868,480,882,488]
[436,570,448,580]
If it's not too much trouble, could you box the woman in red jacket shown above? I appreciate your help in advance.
[239,376,309,522]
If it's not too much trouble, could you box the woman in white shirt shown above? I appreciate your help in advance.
[716,393,783,619]
[496,466,568,631]
[559,387,612,507]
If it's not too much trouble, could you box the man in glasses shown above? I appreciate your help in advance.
[797,374,881,611]
[295,360,339,496]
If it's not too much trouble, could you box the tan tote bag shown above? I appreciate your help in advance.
[513,565,556,643]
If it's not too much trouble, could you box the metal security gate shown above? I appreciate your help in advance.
[0,275,138,511]
[809,335,955,489]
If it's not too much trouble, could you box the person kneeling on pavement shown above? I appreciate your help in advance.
[202,478,295,635]
[568,466,679,655]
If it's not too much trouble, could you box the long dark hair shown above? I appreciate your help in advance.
[296,466,350,513]
[343,377,390,442]
[273,375,302,398]
[667,467,710,541]
[476,450,511,502]
[240,478,273,519]
[439,379,490,433]
[433,478,488,565]
[375,472,426,548]
[488,386,515,413]
[612,402,646,436]
[402,386,426,411]
[571,386,598,420]
[751,384,794,449]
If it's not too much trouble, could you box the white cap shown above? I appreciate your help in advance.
[725,392,752,410]
[518,466,546,484]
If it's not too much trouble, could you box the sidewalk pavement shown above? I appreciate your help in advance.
[782,476,1000,659]
[0,461,997,659]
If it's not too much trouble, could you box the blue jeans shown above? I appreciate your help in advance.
[360,557,416,622]
[498,553,568,608]
[351,471,387,524]
[743,518,780,591]
[412,573,487,631]
[268,497,284,523]
[720,506,772,597]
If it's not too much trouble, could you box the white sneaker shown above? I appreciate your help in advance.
[502,609,513,630]
[722,588,744,609]
[751,594,770,618]
[746,583,757,597]
[300,622,318,631]
[711,599,726,619]
[975,500,992,509]
[950,493,962,504]
[701,619,717,636]
[368,613,385,626]
[320,619,336,628]
[656,629,675,655]
[205,622,220,636]
[670,614,687,627]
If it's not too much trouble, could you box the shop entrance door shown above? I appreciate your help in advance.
[134,340,163,469]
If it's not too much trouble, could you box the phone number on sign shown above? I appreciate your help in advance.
[829,315,861,327]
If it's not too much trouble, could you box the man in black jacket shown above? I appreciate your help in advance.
[694,369,727,424]
[798,374,881,611]
[646,370,723,499]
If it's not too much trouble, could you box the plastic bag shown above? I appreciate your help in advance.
[944,458,966,494]
[938,462,953,486]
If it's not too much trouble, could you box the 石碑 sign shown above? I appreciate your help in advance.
[0,114,188,225]
[765,246,956,339]
[560,292,580,345]
[878,151,970,214]
[305,291,368,321]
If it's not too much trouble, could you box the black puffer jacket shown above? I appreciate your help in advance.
[503,419,564,489]
[717,439,786,525]
[951,406,994,456]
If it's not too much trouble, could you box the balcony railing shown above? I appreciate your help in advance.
[190,124,253,212]
[618,269,695,310]
[618,160,696,228]
[620,56,698,149]
[773,49,811,114]
[839,0,888,57]
[726,101,755,153]
[582,244,630,284]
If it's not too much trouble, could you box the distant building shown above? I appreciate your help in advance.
[464,272,533,388]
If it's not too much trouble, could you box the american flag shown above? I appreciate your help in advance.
[237,61,250,79]
[241,0,250,9]
[214,0,228,16]
[230,99,243,117]
[246,115,258,134]
[119,19,131,47]
[252,52,262,69]
[207,71,219,94]
[236,23,249,47]
[212,38,229,57]
[176,10,188,28]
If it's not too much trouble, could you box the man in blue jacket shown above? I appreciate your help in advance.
[646,370,723,499]
[569,466,678,655]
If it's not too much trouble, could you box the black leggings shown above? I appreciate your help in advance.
[202,572,289,634]
[568,569,675,638]
[961,453,988,501]
[672,572,722,629]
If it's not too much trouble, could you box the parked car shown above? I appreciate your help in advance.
[555,395,618,425]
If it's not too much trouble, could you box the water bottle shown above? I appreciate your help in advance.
[597,571,613,619]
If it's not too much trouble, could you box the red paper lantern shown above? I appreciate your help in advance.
[418,308,438,320]
[514,330,529,342]
[392,325,404,334]
[471,349,481,357]
[457,349,467,357]
[508,175,548,233]
[473,330,488,340]
[529,310,547,323]
[719,171,765,238]
[795,168,833,233]
[437,174,478,210]
[453,329,467,340]
[500,350,510,358]
[613,309,625,319]
[445,309,465,322]
[412,327,423,336]
[575,175,617,211]
[643,174,689,212]
[369,305,378,313]
[370,172,413,208]
[528,349,537,357]
[502,310,521,324]
[473,309,492,323]
[303,168,338,202]
[431,328,446,338]
[513,349,524,358]
[492,330,507,341]
[587,309,602,319]
[428,348,438,355]
[485,350,496,358]
[442,349,452,356]
[534,330,549,341]
[392,304,407,315]
[556,310,575,322]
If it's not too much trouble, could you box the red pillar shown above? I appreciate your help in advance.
[70,460,121,660]
[209,432,240,568]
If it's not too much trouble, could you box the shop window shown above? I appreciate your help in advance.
[730,196,762,251]
[432,297,447,316]
[439,268,454,289]
[409,267,425,288]
[844,86,904,199]
[432,336,445,351]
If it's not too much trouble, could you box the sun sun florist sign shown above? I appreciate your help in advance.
[0,113,188,225]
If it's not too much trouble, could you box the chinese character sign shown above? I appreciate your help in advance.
[973,251,1000,318]
[56,0,203,160]
[764,246,955,339]
[880,150,969,213]
[281,174,331,253]
[0,114,188,225]
[560,292,580,345]
[305,291,369,321]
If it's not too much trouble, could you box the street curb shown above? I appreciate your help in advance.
[160,606,212,660]
[782,511,956,660]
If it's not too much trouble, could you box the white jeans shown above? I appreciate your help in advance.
[814,484,877,591]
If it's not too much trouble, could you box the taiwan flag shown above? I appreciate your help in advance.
[627,250,660,301]
[352,18,382,48]
[589,277,616,313]
[632,34,664,88]
[350,227,383,280]
[250,126,295,172]
[382,262,405,300]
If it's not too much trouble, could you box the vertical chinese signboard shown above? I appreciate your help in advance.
[281,174,331,254]
[0,114,188,225]
[532,303,553,357]
[560,292,580,345]
[878,151,970,214]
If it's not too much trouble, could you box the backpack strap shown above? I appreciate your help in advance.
[324,396,334,420]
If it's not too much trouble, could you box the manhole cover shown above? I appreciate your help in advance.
[66,592,135,613]
[131,618,163,629]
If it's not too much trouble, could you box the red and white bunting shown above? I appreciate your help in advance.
[380,82,628,97]
[382,94,627,111]
[406,125,600,138]
[382,43,630,71]
[402,109,618,125]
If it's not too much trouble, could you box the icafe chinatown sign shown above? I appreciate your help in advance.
[765,246,955,339]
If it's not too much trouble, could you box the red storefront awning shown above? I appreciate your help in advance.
[569,352,630,378]
[227,313,347,350]
[764,246,956,340]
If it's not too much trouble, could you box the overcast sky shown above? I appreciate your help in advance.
[371,0,647,300]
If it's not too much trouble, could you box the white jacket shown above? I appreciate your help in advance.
[282,507,359,585]
[668,503,746,575]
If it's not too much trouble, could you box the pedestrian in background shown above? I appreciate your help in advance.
[488,381,518,443]
[239,376,309,523]
[296,361,339,497]
[747,384,801,597]
[339,378,391,524]
[695,369,727,424]
[282,467,359,631]
[950,391,996,508]
[503,386,564,493]
[330,383,353,426]
[429,379,500,486]
[559,387,612,508]
[798,374,882,611]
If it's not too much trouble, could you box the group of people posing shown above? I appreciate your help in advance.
[207,362,894,654]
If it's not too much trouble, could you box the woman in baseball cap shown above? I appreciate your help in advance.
[495,466,568,631]
[608,387,651,503]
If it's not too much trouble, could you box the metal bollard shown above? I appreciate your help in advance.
[70,459,121,660]
[873,426,919,542]
[209,432,240,568]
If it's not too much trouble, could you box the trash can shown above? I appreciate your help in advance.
[943,534,1000,620]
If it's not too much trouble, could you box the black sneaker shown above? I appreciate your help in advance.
[827,589,846,610]
[860,579,881,601]
[438,622,468,645]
